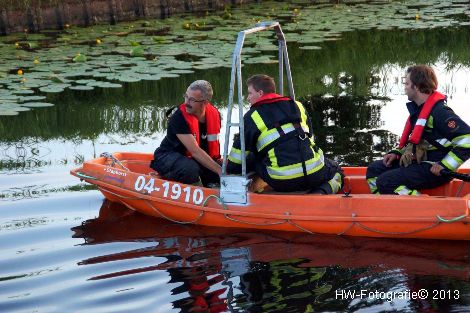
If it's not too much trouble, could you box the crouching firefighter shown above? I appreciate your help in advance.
[150,80,222,187]
[226,74,343,193]
[366,65,470,195]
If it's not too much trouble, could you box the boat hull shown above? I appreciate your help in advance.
[71,152,470,240]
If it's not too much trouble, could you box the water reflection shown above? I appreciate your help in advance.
[303,95,398,165]
[0,138,51,174]
[72,201,470,312]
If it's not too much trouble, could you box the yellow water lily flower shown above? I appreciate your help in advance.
[96,39,102,44]
[34,59,39,64]
[17,69,23,75]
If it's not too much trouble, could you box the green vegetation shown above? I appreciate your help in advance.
[1,1,470,167]
[1,0,470,115]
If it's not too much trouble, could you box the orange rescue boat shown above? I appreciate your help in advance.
[71,152,470,241]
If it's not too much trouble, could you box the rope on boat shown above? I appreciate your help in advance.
[340,212,442,236]
[202,194,291,226]
[351,220,442,236]
[99,187,205,224]
[76,171,98,180]
[224,214,288,226]
[100,152,129,171]
[337,221,355,236]
[202,194,228,210]
[339,213,469,236]
[146,200,205,225]
[287,220,317,235]
[84,173,469,236]
[436,214,467,223]
[456,180,466,197]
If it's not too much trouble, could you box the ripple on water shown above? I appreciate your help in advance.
[0,192,186,312]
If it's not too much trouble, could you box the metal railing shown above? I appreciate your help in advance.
[220,21,296,204]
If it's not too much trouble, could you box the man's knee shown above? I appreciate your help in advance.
[177,161,200,184]
[366,160,385,179]
[376,173,398,194]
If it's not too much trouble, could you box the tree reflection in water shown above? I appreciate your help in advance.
[303,94,398,166]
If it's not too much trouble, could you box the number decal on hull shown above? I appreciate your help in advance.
[134,176,204,204]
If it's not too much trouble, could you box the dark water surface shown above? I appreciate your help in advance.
[2,14,470,313]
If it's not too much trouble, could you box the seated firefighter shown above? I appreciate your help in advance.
[150,80,222,186]
[226,74,343,193]
[366,64,470,195]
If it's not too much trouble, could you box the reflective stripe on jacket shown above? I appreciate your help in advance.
[227,96,325,180]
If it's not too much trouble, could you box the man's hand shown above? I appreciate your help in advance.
[399,151,414,167]
[383,153,398,167]
[177,134,222,176]
[430,162,444,176]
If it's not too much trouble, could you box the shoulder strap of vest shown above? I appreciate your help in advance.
[179,103,200,144]
[252,93,291,107]
[408,91,446,145]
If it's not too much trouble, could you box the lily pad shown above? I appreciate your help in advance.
[12,89,35,95]
[73,53,87,62]
[169,69,195,74]
[13,106,31,112]
[139,74,162,81]
[116,75,142,83]
[299,45,322,50]
[129,46,144,57]
[0,110,19,116]
[69,85,95,91]
[87,81,122,88]
[20,102,55,107]
[39,86,66,93]
[18,95,47,102]
[76,79,98,84]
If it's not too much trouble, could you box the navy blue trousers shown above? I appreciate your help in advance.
[150,150,219,186]
[366,159,450,194]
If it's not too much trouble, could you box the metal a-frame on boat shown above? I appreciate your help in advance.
[220,21,296,205]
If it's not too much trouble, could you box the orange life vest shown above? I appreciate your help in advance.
[399,91,446,149]
[179,103,221,159]
[251,93,291,107]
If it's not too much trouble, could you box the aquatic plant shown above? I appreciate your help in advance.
[1,0,470,115]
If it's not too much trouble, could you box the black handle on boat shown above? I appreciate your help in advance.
[440,169,470,182]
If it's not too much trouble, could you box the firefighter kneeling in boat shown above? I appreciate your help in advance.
[226,74,343,193]
[366,65,470,195]
[150,80,222,187]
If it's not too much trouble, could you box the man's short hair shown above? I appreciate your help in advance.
[189,80,213,101]
[407,65,438,94]
[246,74,276,94]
